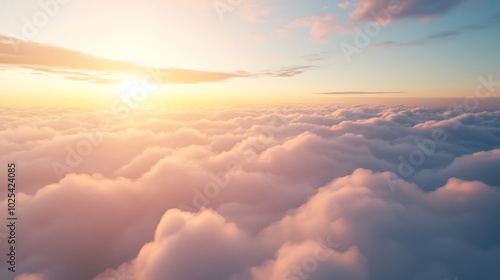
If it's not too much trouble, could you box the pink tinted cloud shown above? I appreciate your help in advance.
[349,0,465,22]
[96,168,500,280]
[338,1,351,9]
[289,13,340,42]
[1,105,499,279]
[95,209,267,280]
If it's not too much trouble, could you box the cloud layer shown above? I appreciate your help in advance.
[0,104,499,280]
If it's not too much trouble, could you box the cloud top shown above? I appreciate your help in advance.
[0,104,499,280]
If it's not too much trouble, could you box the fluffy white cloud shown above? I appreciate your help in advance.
[0,104,498,280]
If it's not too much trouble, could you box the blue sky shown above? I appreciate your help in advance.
[0,0,499,106]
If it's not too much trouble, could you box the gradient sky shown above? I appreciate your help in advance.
[1,0,500,106]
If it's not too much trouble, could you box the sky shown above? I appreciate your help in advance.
[1,2,500,280]
[1,0,500,107]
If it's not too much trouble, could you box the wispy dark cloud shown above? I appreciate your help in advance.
[374,12,500,48]
[426,30,461,40]
[257,65,318,77]
[462,11,500,30]
[350,0,465,22]
[316,91,404,95]
[302,52,330,62]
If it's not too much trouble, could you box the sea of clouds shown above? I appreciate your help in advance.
[0,104,499,280]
